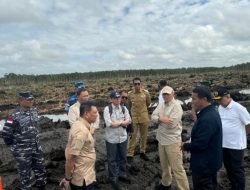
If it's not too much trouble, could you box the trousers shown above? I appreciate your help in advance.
[13,145,47,190]
[127,122,148,156]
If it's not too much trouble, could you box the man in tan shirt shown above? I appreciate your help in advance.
[68,88,99,134]
[151,86,189,190]
[60,101,98,190]
[127,77,151,162]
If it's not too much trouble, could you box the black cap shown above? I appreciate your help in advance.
[110,91,121,99]
[159,79,167,87]
[19,91,34,100]
[213,87,229,100]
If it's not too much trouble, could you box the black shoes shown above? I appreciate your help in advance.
[118,176,131,184]
[127,154,149,162]
[127,156,133,163]
[110,176,131,190]
[155,183,171,190]
[37,185,46,190]
[38,187,46,190]
[110,181,121,190]
[140,153,149,161]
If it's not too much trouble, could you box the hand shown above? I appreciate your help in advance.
[120,120,129,127]
[180,142,185,151]
[59,178,70,190]
[90,127,96,135]
[111,121,121,127]
[159,116,173,125]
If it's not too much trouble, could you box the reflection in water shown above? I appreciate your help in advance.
[2,89,249,131]
[0,114,68,131]
[239,89,250,95]
[2,89,250,130]
[41,114,68,122]
[0,121,4,131]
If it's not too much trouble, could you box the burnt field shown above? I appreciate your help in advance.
[0,70,250,118]
[0,70,250,190]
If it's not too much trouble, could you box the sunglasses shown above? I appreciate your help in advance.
[134,83,141,86]
[121,96,128,99]
[25,98,34,101]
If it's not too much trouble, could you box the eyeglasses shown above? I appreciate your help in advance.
[25,98,34,101]
[134,83,141,86]
[121,96,128,99]
[162,93,170,96]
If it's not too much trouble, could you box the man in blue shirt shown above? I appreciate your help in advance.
[65,81,85,112]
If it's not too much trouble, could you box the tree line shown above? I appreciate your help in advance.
[0,62,249,85]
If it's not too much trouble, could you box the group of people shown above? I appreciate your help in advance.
[63,77,152,190]
[2,77,250,190]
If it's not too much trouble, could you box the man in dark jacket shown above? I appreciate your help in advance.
[181,86,222,190]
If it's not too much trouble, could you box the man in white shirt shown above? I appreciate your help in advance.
[68,88,99,134]
[214,87,250,190]
[158,79,167,105]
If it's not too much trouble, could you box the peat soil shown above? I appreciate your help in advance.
[0,111,250,190]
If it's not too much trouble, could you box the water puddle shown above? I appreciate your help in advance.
[0,114,68,131]
[1,89,249,131]
[239,89,250,95]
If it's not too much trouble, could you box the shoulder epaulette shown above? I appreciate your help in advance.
[128,90,133,94]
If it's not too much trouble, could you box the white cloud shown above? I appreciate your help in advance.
[180,25,223,52]
[118,51,135,60]
[0,0,250,77]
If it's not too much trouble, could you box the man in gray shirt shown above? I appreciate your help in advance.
[103,91,131,190]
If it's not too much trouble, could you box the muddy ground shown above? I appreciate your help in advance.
[0,111,250,190]
[0,71,250,189]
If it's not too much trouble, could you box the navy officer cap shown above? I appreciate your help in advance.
[19,91,34,100]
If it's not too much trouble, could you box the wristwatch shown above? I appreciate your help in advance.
[65,177,72,181]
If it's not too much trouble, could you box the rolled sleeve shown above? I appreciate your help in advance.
[103,106,112,127]
[151,105,160,124]
[168,104,183,128]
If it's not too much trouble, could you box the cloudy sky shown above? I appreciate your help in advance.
[0,0,250,77]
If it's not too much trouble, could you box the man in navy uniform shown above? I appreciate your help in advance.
[2,91,47,190]
[65,81,85,112]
